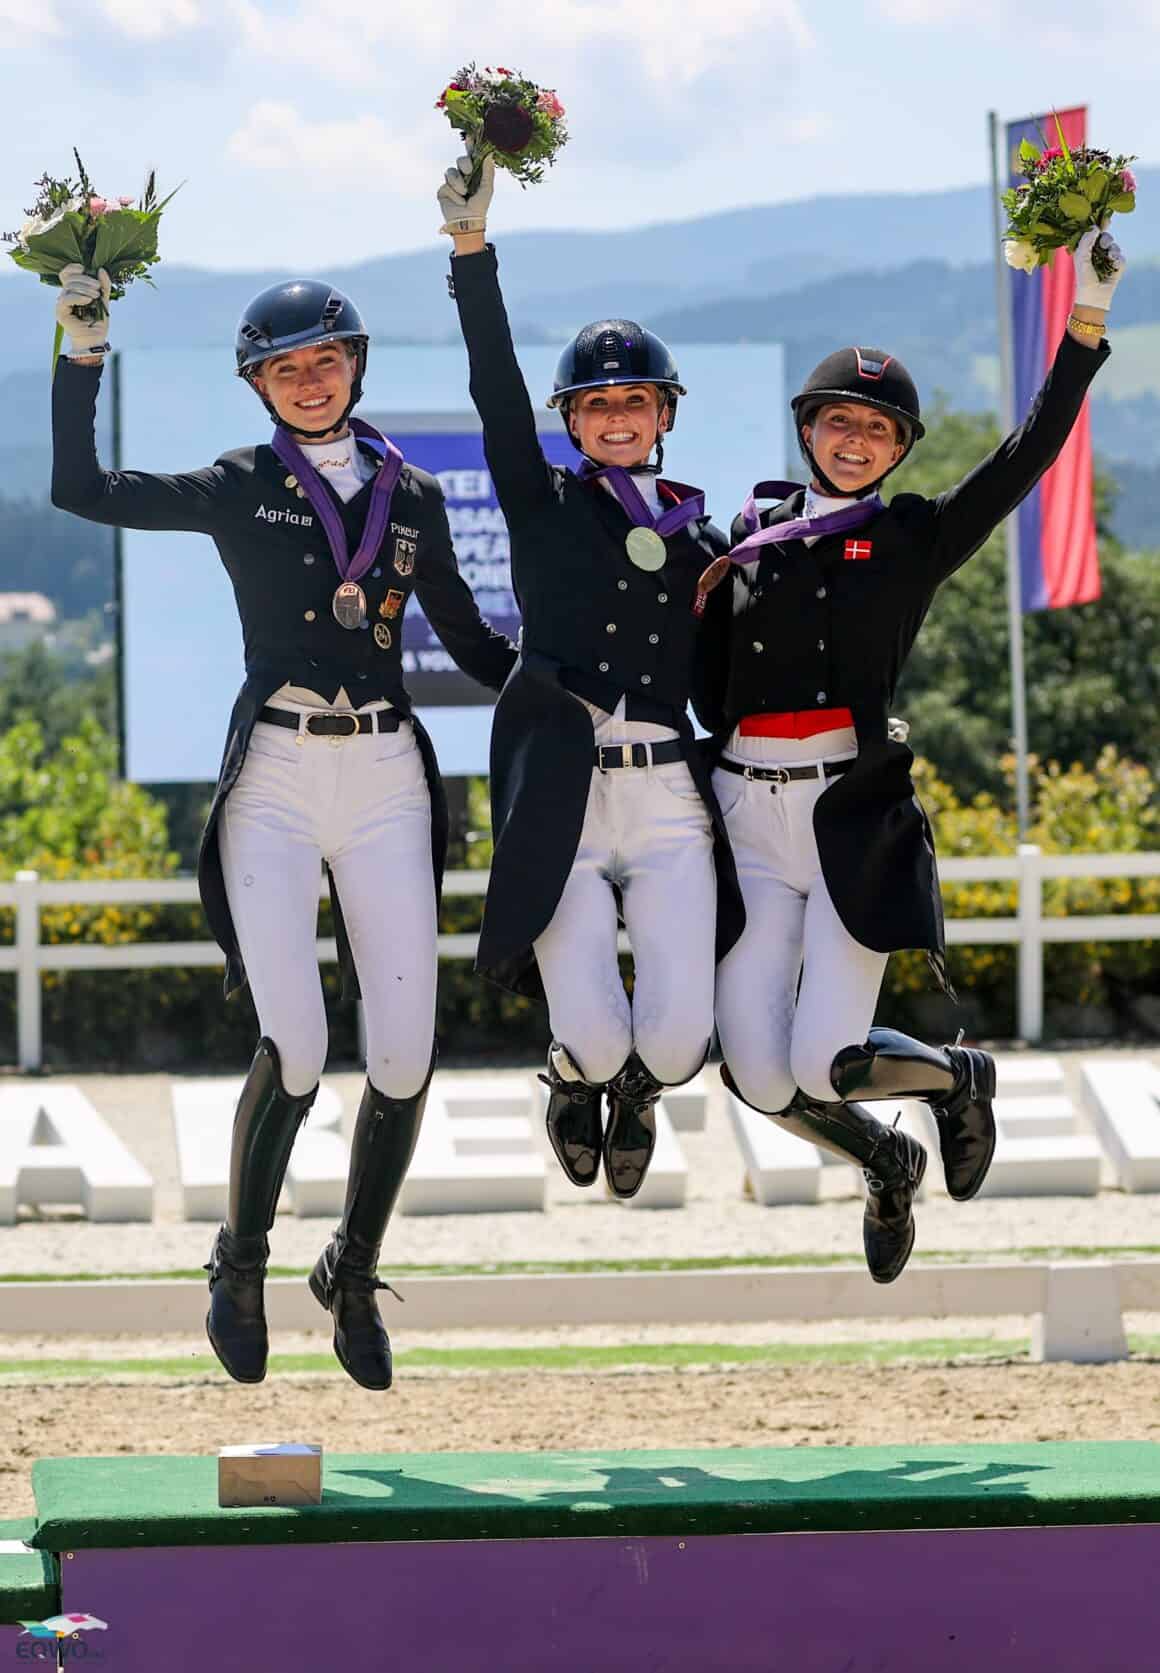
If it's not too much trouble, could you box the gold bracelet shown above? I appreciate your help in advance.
[1066,314,1106,339]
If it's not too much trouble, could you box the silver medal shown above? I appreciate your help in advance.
[626,527,667,572]
[332,581,367,630]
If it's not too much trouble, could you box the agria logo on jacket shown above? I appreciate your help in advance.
[254,504,314,527]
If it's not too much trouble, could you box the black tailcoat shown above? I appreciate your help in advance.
[693,333,1109,991]
[451,246,745,998]
[51,359,516,998]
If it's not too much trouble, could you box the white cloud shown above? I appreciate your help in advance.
[876,0,1160,39]
[787,113,832,145]
[0,0,61,36]
[229,0,812,88]
[100,0,200,36]
[875,0,967,18]
[227,100,430,185]
[231,0,388,88]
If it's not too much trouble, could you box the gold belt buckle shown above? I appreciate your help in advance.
[622,743,633,769]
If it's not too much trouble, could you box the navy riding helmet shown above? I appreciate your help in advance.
[548,319,686,448]
[235,280,369,436]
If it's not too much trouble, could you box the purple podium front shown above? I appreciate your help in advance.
[16,1444,1160,1671]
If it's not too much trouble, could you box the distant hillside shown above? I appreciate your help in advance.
[2,169,1159,367]
[4,169,1160,602]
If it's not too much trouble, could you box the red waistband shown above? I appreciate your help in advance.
[739,708,855,740]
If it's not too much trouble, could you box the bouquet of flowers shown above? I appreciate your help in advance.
[436,65,567,194]
[1003,117,1135,280]
[4,151,179,367]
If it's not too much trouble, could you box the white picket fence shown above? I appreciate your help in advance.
[2,845,1158,1070]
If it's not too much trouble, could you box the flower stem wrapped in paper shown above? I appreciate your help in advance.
[1002,115,1135,280]
[4,151,180,370]
[436,65,567,195]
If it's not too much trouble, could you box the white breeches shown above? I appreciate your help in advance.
[218,709,437,1099]
[713,729,887,1111]
[533,723,717,1086]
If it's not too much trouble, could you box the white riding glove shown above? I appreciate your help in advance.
[437,152,495,236]
[55,264,112,356]
[1073,226,1125,313]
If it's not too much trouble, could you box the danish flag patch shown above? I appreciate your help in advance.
[844,539,873,562]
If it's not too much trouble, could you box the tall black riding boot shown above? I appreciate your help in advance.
[831,1026,997,1201]
[309,1059,433,1390]
[205,1038,317,1384]
[722,1066,927,1284]
[539,1042,605,1187]
[603,1052,666,1199]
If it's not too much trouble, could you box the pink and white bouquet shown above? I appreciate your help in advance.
[4,151,179,367]
[436,65,567,194]
[1003,117,1135,281]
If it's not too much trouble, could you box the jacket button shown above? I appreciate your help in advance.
[304,610,316,622]
[641,674,652,685]
[303,554,315,565]
[658,593,668,604]
[817,639,825,651]
[618,580,628,591]
[606,622,617,633]
[816,586,827,599]
[753,640,764,653]
[816,691,827,703]
[598,661,610,673]
[772,572,780,582]
[372,567,382,578]
[649,633,659,645]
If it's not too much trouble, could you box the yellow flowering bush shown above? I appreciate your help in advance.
[886,746,1158,1034]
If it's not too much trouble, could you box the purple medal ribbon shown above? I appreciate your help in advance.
[730,479,884,565]
[578,462,706,538]
[272,417,404,584]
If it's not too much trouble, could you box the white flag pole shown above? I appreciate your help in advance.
[988,110,1032,840]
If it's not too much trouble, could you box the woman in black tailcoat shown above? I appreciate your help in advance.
[695,226,1123,1282]
[438,151,744,1200]
[50,266,514,1386]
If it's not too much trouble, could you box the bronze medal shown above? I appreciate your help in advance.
[626,527,667,572]
[692,555,732,618]
[332,581,367,630]
[373,622,392,649]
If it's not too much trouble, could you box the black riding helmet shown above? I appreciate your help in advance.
[236,280,369,437]
[791,347,924,498]
[548,319,686,456]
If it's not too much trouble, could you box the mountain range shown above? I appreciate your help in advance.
[3,169,1160,567]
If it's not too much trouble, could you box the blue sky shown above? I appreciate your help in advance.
[0,0,1153,270]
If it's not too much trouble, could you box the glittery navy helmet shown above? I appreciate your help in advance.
[548,319,686,440]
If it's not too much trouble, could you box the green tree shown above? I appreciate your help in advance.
[888,402,1160,801]
[0,639,115,755]
[0,712,171,877]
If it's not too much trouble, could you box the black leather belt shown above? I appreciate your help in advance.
[594,739,685,771]
[717,756,852,784]
[258,705,401,737]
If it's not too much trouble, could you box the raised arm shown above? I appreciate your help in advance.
[927,227,1121,582]
[439,155,557,519]
[413,482,518,694]
[52,359,229,532]
[51,266,227,532]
